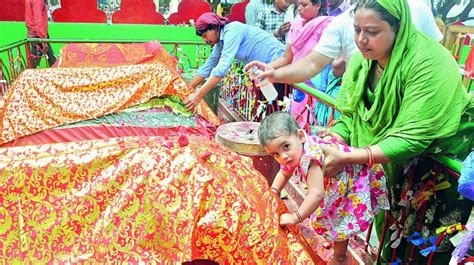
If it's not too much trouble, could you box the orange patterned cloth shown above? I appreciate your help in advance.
[55,42,179,69]
[0,62,220,145]
[0,135,316,263]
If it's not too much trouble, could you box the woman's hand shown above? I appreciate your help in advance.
[322,133,346,144]
[184,91,202,111]
[243,61,277,83]
[332,57,346,77]
[244,60,266,73]
[321,146,347,179]
[279,213,299,226]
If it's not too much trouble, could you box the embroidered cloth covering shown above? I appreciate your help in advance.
[0,135,317,263]
[0,62,219,145]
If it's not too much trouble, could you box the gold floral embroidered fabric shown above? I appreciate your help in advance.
[0,62,220,145]
[0,135,316,263]
[56,42,179,69]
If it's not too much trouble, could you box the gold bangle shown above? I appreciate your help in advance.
[270,187,281,197]
[295,210,304,223]
[364,146,374,167]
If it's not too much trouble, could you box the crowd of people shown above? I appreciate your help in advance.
[190,0,473,263]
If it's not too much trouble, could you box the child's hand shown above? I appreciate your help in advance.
[279,213,299,226]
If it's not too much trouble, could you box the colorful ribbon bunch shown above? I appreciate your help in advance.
[435,223,465,235]
[407,232,439,257]
[411,178,451,210]
[451,222,473,263]
[419,236,438,257]
[387,215,405,249]
[278,96,291,112]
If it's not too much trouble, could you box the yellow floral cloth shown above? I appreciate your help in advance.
[56,42,178,68]
[0,135,316,263]
[0,62,220,145]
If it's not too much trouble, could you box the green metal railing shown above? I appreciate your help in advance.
[293,82,336,109]
[26,38,203,45]
[0,38,209,94]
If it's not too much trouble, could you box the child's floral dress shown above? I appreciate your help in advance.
[281,134,390,241]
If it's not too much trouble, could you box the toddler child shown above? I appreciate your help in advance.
[258,112,389,264]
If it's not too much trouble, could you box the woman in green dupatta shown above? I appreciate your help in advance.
[321,0,473,263]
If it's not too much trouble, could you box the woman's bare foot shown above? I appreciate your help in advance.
[327,256,348,265]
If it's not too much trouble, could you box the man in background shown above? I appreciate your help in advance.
[245,0,268,25]
[25,0,57,68]
[255,0,289,43]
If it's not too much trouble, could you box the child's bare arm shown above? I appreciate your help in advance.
[270,169,293,193]
[280,162,324,225]
[298,163,325,218]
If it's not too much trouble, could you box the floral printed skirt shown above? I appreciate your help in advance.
[310,163,390,241]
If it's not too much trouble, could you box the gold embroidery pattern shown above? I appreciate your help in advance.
[0,135,315,263]
[0,62,220,145]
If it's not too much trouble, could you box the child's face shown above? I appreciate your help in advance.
[263,129,306,168]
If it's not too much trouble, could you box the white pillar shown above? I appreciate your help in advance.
[170,0,180,14]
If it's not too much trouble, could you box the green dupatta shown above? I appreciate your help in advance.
[332,0,470,160]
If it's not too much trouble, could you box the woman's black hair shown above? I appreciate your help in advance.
[196,24,221,36]
[354,0,400,33]
[312,0,328,16]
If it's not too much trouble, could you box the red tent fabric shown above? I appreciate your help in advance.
[52,0,106,23]
[168,0,211,25]
[0,0,24,21]
[226,0,249,23]
[112,0,164,24]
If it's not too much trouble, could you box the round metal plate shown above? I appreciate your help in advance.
[215,121,266,156]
